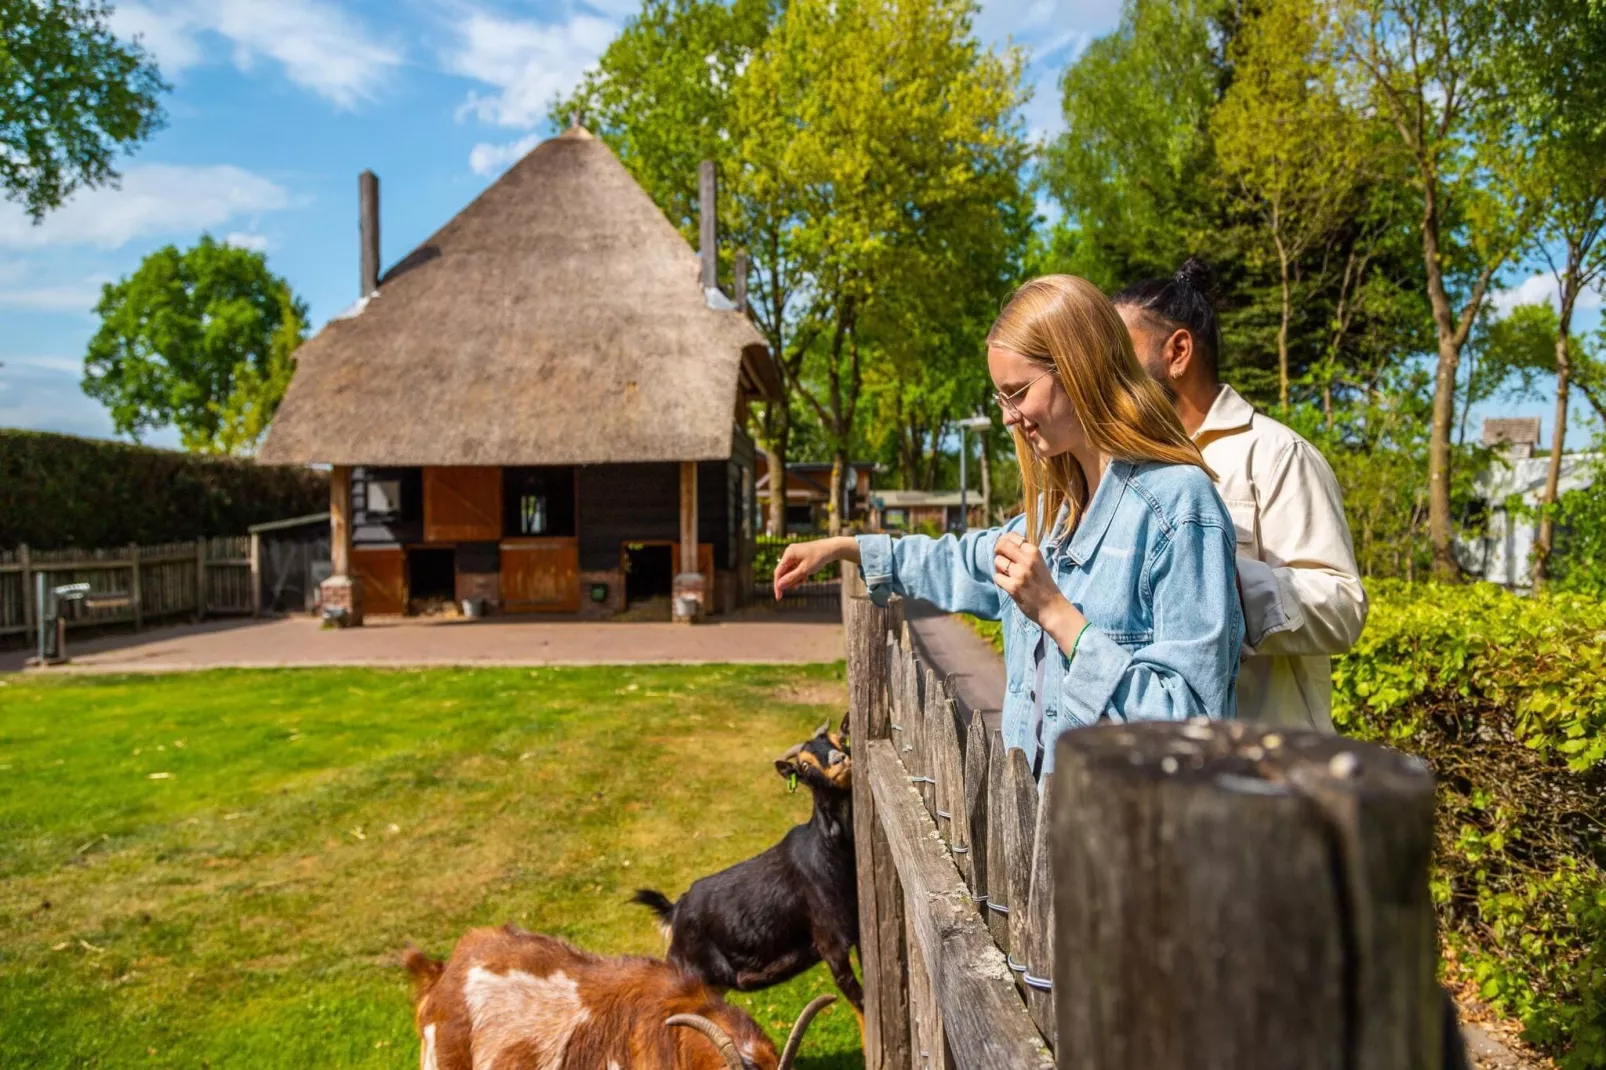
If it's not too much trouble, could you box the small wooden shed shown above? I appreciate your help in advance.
[258,125,782,622]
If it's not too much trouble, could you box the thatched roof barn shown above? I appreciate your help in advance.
[260,126,778,466]
[260,125,781,624]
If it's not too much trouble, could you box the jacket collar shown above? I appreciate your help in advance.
[1065,458,1133,565]
[1193,384,1256,442]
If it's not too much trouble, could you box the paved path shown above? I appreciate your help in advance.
[1,613,845,674]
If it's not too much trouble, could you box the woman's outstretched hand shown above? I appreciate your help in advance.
[774,536,859,600]
[994,533,1083,636]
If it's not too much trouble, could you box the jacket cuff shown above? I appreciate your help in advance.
[856,534,895,607]
[1060,627,1130,725]
[1237,555,1298,649]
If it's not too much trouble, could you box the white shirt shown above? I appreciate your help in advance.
[1195,385,1368,731]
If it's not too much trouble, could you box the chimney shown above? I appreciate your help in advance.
[698,159,717,291]
[733,249,748,313]
[359,170,380,297]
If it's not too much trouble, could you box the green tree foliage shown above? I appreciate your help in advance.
[0,0,167,221]
[734,0,1030,528]
[82,236,309,455]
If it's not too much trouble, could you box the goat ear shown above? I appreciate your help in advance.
[774,757,796,778]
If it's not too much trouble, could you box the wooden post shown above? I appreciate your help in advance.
[18,543,33,637]
[321,464,363,625]
[846,594,893,1069]
[249,532,262,617]
[1052,722,1441,1070]
[195,537,207,621]
[679,461,698,576]
[129,544,142,631]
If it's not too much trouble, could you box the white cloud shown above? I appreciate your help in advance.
[444,9,618,130]
[1491,273,1605,317]
[3,355,85,375]
[0,280,109,314]
[972,0,1116,142]
[224,231,271,252]
[109,0,402,108]
[0,164,291,250]
[468,133,545,176]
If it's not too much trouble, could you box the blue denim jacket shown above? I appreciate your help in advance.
[857,459,1243,775]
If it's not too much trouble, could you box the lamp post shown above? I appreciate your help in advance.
[957,415,992,534]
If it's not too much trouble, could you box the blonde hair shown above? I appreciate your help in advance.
[988,274,1215,544]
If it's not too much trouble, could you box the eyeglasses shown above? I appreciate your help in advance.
[993,369,1055,420]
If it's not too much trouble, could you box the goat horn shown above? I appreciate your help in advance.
[665,1014,746,1070]
[776,994,837,1070]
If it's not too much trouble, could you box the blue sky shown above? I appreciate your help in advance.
[0,0,1595,452]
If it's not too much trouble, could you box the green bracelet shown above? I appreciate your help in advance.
[1067,621,1091,664]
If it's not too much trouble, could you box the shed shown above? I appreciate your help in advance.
[258,124,782,622]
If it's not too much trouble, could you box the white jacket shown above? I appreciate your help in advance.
[1196,386,1368,730]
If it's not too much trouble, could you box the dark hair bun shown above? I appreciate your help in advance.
[1174,256,1216,297]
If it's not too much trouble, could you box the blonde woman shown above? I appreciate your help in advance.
[773,275,1243,776]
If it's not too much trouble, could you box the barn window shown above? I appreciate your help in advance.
[502,467,576,537]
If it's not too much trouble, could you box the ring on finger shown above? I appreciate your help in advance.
[1001,560,1011,577]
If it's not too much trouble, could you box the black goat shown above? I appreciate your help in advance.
[633,718,862,1026]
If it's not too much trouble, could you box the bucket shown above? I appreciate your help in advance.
[460,598,485,619]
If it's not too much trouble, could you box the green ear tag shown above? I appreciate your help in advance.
[788,773,799,794]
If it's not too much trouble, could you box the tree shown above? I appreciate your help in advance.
[1,0,167,221]
[82,236,309,454]
[732,0,1030,530]
[1213,0,1369,411]
[1330,0,1535,578]
[1497,0,1606,586]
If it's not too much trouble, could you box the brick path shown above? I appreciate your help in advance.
[1,613,844,674]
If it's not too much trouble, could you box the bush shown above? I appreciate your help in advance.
[1334,581,1606,1067]
[754,533,840,582]
[0,430,327,549]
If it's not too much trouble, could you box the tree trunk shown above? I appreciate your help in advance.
[1277,238,1292,413]
[762,404,791,536]
[829,450,847,534]
[1533,288,1577,588]
[1421,182,1468,581]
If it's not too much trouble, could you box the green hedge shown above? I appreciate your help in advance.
[0,430,327,549]
[1335,582,1606,1068]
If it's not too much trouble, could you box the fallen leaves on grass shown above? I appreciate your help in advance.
[147,772,172,780]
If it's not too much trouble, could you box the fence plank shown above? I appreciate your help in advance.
[20,544,34,636]
[1022,773,1056,1046]
[1003,747,1038,992]
[847,595,897,1070]
[129,544,143,631]
[1052,722,1441,1070]
[984,730,1011,950]
[963,710,991,906]
[868,740,1054,1070]
[932,687,969,882]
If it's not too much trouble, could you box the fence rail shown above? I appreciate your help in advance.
[0,536,256,639]
[843,574,1450,1070]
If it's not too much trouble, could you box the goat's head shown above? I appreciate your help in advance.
[668,993,836,1070]
[774,715,851,794]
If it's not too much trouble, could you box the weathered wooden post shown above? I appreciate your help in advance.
[195,537,207,621]
[19,543,34,637]
[1052,721,1441,1070]
[249,532,262,618]
[128,543,143,632]
[845,592,909,1070]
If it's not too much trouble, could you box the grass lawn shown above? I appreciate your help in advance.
[0,664,860,1069]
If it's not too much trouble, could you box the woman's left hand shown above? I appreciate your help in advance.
[993,533,1071,626]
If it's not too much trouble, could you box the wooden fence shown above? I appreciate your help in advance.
[844,587,1450,1070]
[0,537,257,640]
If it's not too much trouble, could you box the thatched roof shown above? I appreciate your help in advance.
[259,125,779,467]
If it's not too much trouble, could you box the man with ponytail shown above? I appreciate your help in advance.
[1113,258,1367,732]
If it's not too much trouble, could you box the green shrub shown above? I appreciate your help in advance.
[1334,581,1606,1067]
[0,430,326,549]
[754,534,840,582]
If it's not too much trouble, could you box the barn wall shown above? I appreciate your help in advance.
[577,461,731,573]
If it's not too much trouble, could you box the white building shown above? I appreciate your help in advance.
[1458,417,1599,590]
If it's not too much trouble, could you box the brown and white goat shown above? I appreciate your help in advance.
[404,924,834,1070]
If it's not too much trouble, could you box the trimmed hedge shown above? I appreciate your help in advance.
[0,430,327,549]
[1336,582,1606,1068]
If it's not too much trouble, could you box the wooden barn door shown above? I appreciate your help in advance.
[353,547,406,615]
[424,467,501,543]
[501,538,580,612]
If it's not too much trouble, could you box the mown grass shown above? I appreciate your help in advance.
[0,664,859,1068]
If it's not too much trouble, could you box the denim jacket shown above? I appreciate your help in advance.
[857,459,1243,775]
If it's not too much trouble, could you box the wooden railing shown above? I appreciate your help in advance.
[844,588,1451,1070]
[0,537,256,639]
